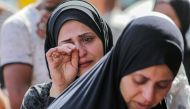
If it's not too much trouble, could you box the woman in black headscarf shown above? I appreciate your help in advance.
[21,0,113,108]
[48,13,183,109]
[153,0,190,83]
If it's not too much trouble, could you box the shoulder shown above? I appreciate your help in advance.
[1,14,27,34]
[21,82,52,108]
[2,4,36,29]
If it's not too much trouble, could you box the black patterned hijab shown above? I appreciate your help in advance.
[48,13,183,109]
[45,0,113,54]
[45,0,113,77]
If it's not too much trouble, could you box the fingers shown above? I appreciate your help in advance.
[46,47,58,63]
[57,43,76,55]
[71,48,79,69]
[46,44,79,90]
[46,43,78,64]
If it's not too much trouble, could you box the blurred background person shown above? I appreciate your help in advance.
[153,0,190,84]
[0,5,13,29]
[0,4,14,89]
[105,0,154,44]
[88,0,116,16]
[88,0,125,44]
[0,89,10,109]
[90,0,155,44]
[0,0,64,109]
[0,2,16,109]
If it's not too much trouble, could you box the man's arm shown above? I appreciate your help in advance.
[3,64,32,109]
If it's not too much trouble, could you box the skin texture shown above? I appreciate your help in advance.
[0,90,10,109]
[88,0,116,15]
[43,0,63,11]
[154,3,181,28]
[47,20,104,97]
[3,1,63,109]
[4,64,32,109]
[120,64,173,109]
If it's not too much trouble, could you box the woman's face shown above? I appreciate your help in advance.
[154,3,181,28]
[120,64,173,109]
[58,20,104,76]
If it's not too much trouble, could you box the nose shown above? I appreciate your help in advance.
[142,86,155,104]
[76,43,87,57]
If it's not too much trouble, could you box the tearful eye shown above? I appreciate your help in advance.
[81,36,94,44]
[83,37,93,42]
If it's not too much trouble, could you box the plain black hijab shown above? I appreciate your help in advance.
[45,0,113,77]
[48,13,183,109]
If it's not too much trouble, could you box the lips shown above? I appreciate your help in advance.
[135,102,152,109]
[79,60,93,68]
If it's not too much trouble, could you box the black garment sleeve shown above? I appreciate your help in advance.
[20,82,52,109]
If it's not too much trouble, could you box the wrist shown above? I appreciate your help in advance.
[49,83,67,97]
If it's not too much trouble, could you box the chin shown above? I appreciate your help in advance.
[79,67,91,76]
[127,102,151,109]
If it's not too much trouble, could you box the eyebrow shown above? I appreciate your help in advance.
[78,32,94,38]
[134,74,173,82]
[58,39,73,46]
[158,79,173,83]
[58,32,94,44]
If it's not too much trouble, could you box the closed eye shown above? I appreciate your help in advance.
[156,80,172,89]
[133,76,148,85]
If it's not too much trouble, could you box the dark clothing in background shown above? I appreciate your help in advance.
[0,67,4,88]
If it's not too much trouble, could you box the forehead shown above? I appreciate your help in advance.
[60,20,94,33]
[154,3,176,16]
[130,64,173,81]
[58,20,97,40]
[63,20,86,26]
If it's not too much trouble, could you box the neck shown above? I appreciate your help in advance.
[89,0,115,15]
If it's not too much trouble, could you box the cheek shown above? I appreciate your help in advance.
[173,18,181,28]
[155,87,170,104]
[155,87,171,103]
[87,41,104,59]
[120,77,140,103]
